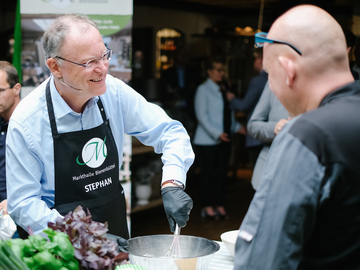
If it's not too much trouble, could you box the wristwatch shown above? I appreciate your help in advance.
[161,179,184,189]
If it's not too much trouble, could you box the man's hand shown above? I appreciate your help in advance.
[0,199,8,216]
[161,187,193,232]
[106,233,129,253]
[274,118,290,135]
[226,92,235,101]
[237,126,247,135]
[219,132,231,142]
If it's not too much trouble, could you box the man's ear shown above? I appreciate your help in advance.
[13,83,21,96]
[46,58,62,78]
[279,56,296,86]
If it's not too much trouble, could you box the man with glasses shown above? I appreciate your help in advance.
[0,61,21,220]
[6,14,194,242]
[235,5,360,270]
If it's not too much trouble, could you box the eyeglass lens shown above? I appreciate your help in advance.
[86,50,112,69]
[254,32,302,55]
[255,33,267,47]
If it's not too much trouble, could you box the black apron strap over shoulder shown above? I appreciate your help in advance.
[97,97,107,122]
[46,81,107,135]
[46,81,59,137]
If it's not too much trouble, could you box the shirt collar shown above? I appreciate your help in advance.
[206,78,220,92]
[320,80,360,107]
[50,76,99,119]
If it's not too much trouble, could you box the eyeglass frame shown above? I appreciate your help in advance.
[213,68,225,73]
[0,86,13,92]
[255,32,302,56]
[55,47,113,70]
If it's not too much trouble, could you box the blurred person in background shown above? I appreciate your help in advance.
[227,50,268,167]
[0,61,21,239]
[352,37,360,79]
[193,56,240,220]
[343,27,359,80]
[246,82,289,190]
[0,61,21,217]
[162,48,200,137]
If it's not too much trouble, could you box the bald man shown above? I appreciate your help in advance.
[234,5,360,270]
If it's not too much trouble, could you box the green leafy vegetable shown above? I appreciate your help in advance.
[1,228,79,270]
[48,206,128,270]
[0,206,128,270]
[0,240,30,270]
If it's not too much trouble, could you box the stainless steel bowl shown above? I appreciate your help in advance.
[128,234,220,270]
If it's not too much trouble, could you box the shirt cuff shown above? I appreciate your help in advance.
[162,165,187,188]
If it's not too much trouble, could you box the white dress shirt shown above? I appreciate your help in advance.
[6,74,194,235]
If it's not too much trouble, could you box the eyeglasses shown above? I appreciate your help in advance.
[214,68,225,73]
[255,32,302,56]
[55,48,113,70]
[0,86,12,92]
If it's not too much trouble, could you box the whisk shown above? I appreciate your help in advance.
[166,224,182,258]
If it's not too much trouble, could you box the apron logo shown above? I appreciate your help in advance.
[76,137,107,168]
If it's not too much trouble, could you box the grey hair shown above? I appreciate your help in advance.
[42,14,98,60]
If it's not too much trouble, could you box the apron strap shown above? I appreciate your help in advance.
[46,81,59,137]
[97,98,107,123]
[45,80,108,137]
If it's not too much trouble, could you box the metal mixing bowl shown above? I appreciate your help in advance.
[128,234,220,270]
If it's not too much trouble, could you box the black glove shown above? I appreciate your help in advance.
[106,233,129,253]
[161,186,193,232]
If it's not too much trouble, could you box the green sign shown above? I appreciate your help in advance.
[88,15,132,36]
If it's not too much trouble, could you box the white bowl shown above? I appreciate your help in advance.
[220,230,239,257]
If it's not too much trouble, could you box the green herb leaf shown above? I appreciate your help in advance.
[32,250,63,269]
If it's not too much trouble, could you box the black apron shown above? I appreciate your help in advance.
[18,82,129,239]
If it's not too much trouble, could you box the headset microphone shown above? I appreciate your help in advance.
[59,77,83,92]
